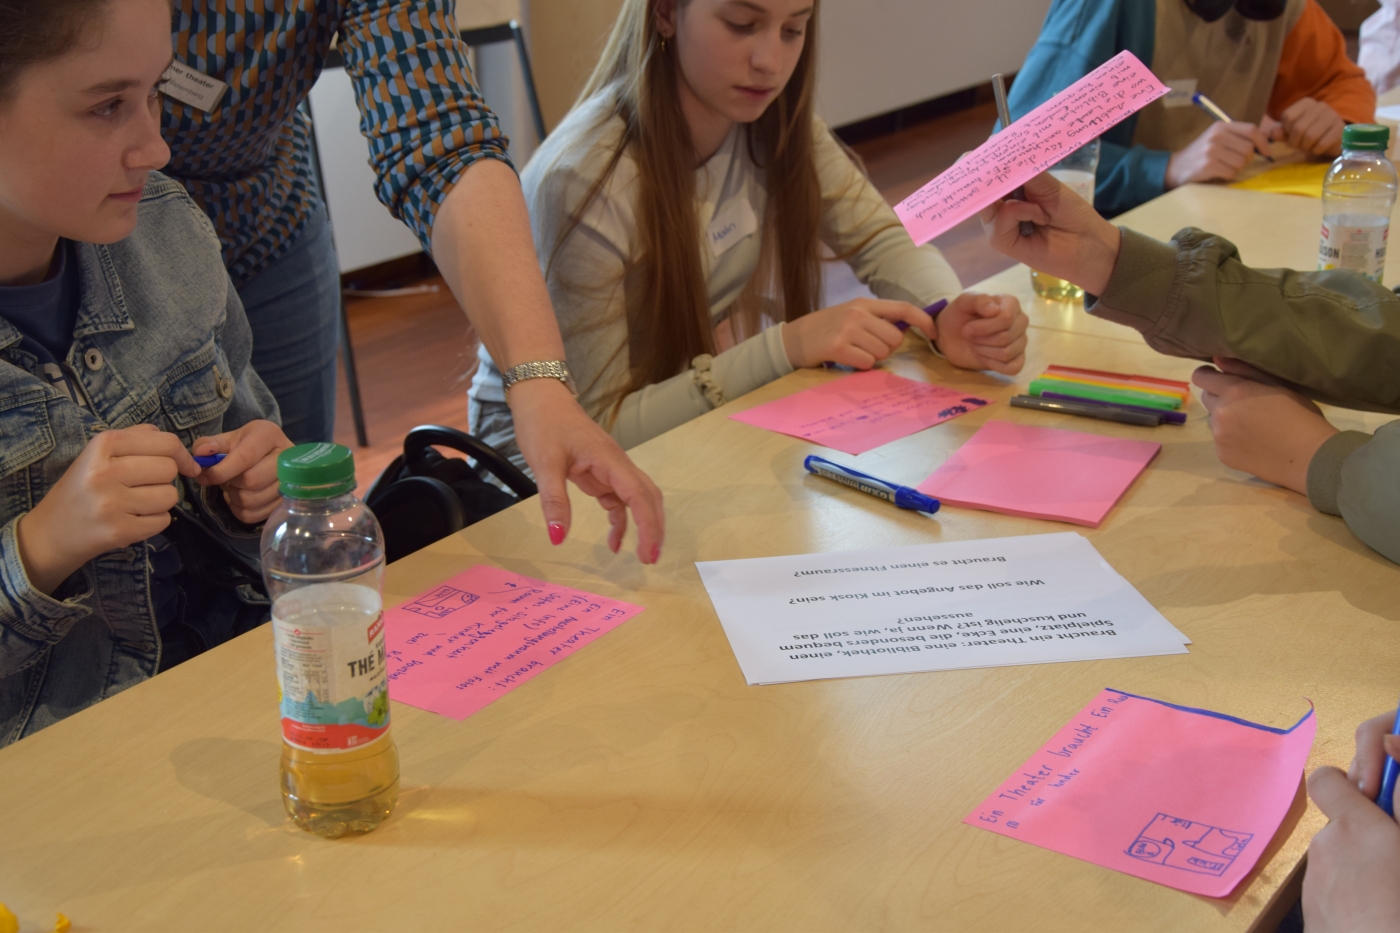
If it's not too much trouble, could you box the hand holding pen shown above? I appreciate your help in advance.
[992,73,1034,238]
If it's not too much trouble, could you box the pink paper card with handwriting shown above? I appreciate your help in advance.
[895,51,1169,245]
[383,565,645,720]
[965,688,1316,897]
[730,369,990,454]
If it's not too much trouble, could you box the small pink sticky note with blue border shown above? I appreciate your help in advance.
[730,369,989,455]
[384,565,645,720]
[965,688,1316,897]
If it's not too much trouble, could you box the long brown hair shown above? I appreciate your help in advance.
[561,0,824,418]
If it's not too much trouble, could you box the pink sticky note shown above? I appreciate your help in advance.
[895,51,1168,246]
[729,370,989,455]
[383,565,645,720]
[965,688,1316,897]
[918,420,1159,527]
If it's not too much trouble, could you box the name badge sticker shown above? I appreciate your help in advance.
[708,198,759,259]
[161,60,229,113]
[1162,78,1198,109]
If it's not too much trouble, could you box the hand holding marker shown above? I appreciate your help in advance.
[992,74,1034,238]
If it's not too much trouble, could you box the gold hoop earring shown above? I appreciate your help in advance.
[660,34,670,52]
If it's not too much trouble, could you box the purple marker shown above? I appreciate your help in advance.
[193,453,226,468]
[1040,391,1187,425]
[896,298,949,331]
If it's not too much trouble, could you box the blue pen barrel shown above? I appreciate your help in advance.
[803,455,940,515]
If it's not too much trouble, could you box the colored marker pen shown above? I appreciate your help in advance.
[804,455,940,514]
[1377,700,1400,817]
[194,453,226,468]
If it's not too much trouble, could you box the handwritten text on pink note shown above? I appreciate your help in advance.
[895,52,1169,246]
[730,369,989,455]
[383,565,645,720]
[918,420,1160,527]
[966,688,1316,897]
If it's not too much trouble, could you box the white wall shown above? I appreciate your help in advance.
[815,0,1054,127]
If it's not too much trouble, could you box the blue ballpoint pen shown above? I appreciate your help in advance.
[1377,700,1400,816]
[804,455,940,514]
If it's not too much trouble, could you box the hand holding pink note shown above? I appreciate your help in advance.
[730,369,989,455]
[383,565,645,720]
[895,51,1169,246]
[966,688,1316,897]
[918,420,1159,527]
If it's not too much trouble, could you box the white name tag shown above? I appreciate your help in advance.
[161,60,229,113]
[707,198,759,259]
[1161,78,1198,109]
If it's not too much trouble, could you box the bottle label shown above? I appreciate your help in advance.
[272,583,390,752]
[1318,220,1389,283]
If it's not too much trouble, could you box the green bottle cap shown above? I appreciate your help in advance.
[277,442,356,498]
[1342,124,1390,151]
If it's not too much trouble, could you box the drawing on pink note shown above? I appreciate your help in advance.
[964,688,1316,898]
[728,369,989,455]
[895,51,1169,246]
[383,565,645,720]
[917,420,1159,527]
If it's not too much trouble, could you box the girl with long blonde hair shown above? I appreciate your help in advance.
[469,0,1028,467]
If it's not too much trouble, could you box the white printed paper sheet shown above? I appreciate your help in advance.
[696,533,1188,685]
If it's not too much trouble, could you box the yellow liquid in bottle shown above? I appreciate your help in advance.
[1030,269,1084,302]
[281,729,400,838]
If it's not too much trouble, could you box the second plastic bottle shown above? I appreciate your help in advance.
[1319,124,1398,284]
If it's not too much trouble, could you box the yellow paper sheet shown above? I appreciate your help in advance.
[1230,161,1330,198]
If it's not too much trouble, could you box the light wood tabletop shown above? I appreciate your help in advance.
[2,184,1397,933]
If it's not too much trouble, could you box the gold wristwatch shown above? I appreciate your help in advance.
[500,359,578,396]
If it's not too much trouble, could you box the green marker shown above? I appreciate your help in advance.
[1029,378,1182,410]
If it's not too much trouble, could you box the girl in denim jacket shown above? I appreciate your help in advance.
[0,0,295,745]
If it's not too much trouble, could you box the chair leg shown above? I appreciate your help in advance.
[511,21,548,143]
[339,295,370,447]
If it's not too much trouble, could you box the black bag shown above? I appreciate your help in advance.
[365,425,537,563]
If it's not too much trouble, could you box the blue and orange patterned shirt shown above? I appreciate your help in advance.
[165,0,511,288]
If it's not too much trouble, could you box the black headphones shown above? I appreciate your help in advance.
[1184,0,1288,22]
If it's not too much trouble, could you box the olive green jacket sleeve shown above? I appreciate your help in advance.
[1088,227,1400,564]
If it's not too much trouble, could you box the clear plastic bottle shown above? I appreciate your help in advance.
[1319,124,1398,284]
[260,443,399,838]
[1031,137,1101,302]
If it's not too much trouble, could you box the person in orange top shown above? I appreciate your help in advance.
[1007,0,1377,216]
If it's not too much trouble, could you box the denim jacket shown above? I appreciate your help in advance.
[0,173,279,746]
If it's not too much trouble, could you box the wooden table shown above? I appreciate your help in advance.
[3,185,1398,932]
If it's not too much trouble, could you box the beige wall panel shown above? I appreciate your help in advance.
[531,0,625,130]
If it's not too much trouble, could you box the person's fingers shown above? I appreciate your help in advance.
[101,428,201,477]
[1212,356,1282,385]
[1217,124,1260,155]
[1310,764,1388,824]
[862,300,936,339]
[969,333,1029,365]
[1315,118,1344,156]
[120,483,181,517]
[1191,364,1244,397]
[533,456,573,547]
[1354,713,1399,798]
[597,492,627,554]
[107,454,182,488]
[196,423,292,487]
[585,462,664,564]
[225,482,283,513]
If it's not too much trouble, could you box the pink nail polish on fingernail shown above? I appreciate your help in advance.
[548,523,565,546]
